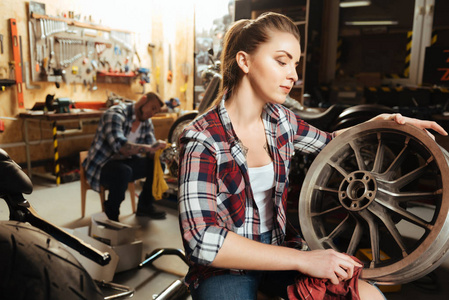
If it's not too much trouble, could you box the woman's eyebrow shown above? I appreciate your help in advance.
[276,50,293,59]
[276,50,300,64]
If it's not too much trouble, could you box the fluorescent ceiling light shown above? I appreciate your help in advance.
[344,20,398,26]
[340,1,372,8]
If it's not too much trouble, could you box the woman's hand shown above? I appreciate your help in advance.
[297,249,362,285]
[372,113,448,140]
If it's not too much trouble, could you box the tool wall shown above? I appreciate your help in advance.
[28,6,135,90]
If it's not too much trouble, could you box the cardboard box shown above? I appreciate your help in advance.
[90,212,136,246]
[112,240,143,273]
[68,226,119,282]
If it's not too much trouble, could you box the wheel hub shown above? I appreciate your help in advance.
[338,171,377,211]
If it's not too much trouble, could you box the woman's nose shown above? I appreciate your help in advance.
[288,65,299,82]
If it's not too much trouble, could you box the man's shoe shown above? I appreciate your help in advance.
[136,207,166,219]
[105,210,119,222]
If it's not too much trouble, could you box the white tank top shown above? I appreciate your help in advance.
[248,162,275,233]
[127,123,142,143]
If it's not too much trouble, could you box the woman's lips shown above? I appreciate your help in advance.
[280,85,291,93]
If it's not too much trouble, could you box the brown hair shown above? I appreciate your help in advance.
[145,92,164,107]
[212,12,300,107]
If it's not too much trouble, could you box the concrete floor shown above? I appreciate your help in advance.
[2,177,449,300]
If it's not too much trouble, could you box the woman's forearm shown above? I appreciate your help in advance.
[211,231,362,284]
[210,231,300,271]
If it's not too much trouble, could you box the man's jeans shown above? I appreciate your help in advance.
[100,156,155,218]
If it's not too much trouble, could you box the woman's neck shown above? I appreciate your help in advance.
[225,87,265,128]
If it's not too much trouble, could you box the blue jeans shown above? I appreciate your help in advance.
[100,156,155,218]
[189,232,298,300]
[189,232,387,300]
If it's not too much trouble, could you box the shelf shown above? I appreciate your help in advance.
[31,12,132,33]
[96,71,136,78]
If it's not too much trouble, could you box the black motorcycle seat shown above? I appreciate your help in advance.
[0,148,33,196]
[283,96,349,130]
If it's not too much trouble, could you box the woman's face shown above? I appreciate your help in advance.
[246,31,300,105]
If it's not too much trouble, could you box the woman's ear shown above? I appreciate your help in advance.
[236,51,250,74]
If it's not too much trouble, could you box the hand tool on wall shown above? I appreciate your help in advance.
[21,31,39,90]
[49,36,55,70]
[10,19,24,109]
[0,34,3,54]
[28,20,39,79]
[40,19,45,40]
[24,62,40,90]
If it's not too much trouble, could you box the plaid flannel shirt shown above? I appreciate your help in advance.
[178,98,334,288]
[82,102,156,192]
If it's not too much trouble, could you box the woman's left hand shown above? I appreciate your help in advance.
[373,113,448,140]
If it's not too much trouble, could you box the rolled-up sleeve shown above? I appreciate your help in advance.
[178,138,229,266]
[102,110,128,153]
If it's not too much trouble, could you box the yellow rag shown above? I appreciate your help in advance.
[152,148,169,200]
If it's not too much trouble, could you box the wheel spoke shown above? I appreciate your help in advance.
[311,205,343,217]
[377,187,441,203]
[368,203,408,258]
[386,161,431,190]
[313,185,339,194]
[347,220,363,255]
[359,210,380,267]
[349,141,367,171]
[372,133,385,173]
[328,215,350,240]
[375,197,434,230]
[327,159,348,177]
[382,137,410,180]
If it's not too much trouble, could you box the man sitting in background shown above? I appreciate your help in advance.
[83,92,167,221]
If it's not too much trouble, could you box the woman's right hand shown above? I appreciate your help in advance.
[297,249,362,284]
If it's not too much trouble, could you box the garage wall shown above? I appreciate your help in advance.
[0,0,194,165]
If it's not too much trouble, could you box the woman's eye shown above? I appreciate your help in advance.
[277,60,287,66]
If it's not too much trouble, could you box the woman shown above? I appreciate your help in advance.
[178,12,447,299]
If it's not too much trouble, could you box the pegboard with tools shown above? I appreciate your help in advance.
[28,3,135,89]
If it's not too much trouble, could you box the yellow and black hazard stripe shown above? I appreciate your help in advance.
[404,31,413,78]
[367,86,404,93]
[384,31,412,79]
[52,121,60,185]
[431,29,438,46]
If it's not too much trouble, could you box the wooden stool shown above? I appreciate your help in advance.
[79,151,137,218]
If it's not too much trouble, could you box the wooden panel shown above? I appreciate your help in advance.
[0,0,195,166]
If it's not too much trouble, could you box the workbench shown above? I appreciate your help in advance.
[19,109,103,185]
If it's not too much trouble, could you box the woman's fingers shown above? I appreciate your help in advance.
[330,252,362,284]
[391,114,448,138]
[302,249,363,285]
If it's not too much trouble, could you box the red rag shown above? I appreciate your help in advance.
[287,256,362,300]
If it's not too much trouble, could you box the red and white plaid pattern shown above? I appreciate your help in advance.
[178,97,334,288]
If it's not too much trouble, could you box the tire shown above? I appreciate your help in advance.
[0,221,103,300]
[167,112,198,145]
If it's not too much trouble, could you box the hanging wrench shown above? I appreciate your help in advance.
[59,39,63,68]
[40,19,45,40]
